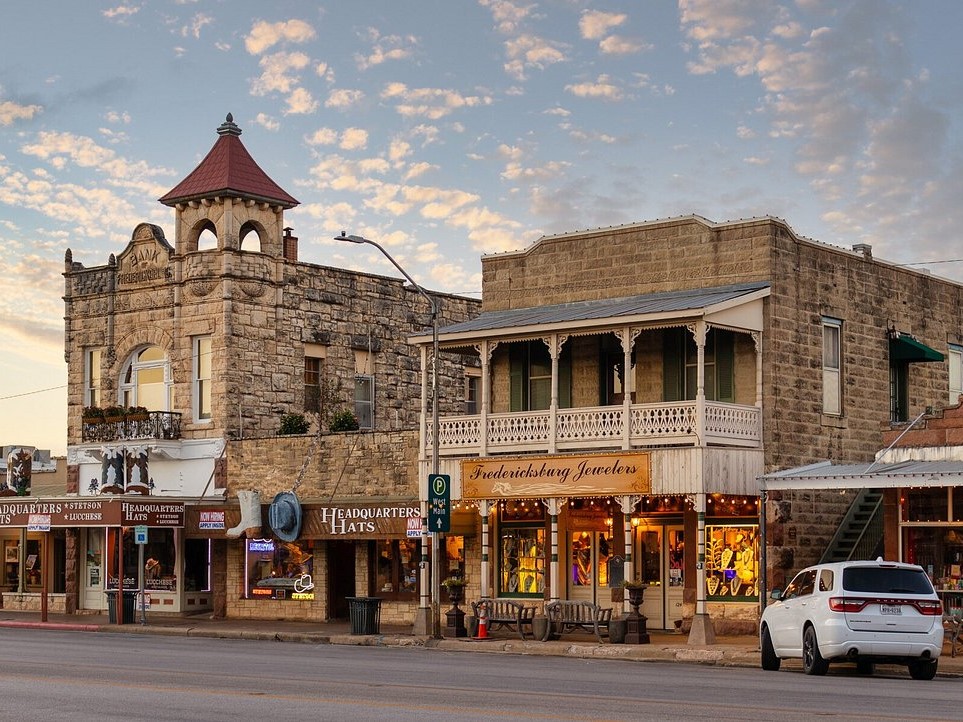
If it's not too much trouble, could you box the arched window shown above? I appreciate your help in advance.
[119,346,172,412]
[239,221,262,252]
[197,220,217,251]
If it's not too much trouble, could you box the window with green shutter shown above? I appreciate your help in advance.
[509,341,571,411]
[662,327,734,402]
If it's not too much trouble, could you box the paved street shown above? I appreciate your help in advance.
[0,623,960,721]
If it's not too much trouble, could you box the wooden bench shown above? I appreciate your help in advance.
[542,600,613,643]
[470,598,536,639]
[945,614,962,658]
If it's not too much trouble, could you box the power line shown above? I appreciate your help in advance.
[903,259,963,266]
[0,384,67,401]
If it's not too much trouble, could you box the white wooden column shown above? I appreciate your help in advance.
[692,321,707,445]
[619,495,641,614]
[479,500,492,598]
[480,341,491,456]
[542,497,562,602]
[616,328,639,450]
[546,335,558,454]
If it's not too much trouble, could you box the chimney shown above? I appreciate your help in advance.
[283,227,298,262]
[852,243,872,259]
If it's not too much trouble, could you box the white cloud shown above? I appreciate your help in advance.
[503,35,567,80]
[0,100,42,126]
[253,113,280,131]
[104,110,131,124]
[599,35,649,55]
[380,83,493,120]
[565,75,624,102]
[103,4,140,21]
[306,128,338,146]
[284,87,318,115]
[250,51,311,95]
[356,29,418,71]
[245,19,316,55]
[181,13,213,39]
[403,162,436,181]
[340,128,368,150]
[479,0,534,34]
[388,140,411,163]
[579,10,626,40]
[325,89,365,110]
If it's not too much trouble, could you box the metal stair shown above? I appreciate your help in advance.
[820,488,884,563]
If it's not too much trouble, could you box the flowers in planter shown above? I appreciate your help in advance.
[328,408,360,432]
[441,576,466,589]
[82,406,105,421]
[126,405,149,420]
[278,412,310,435]
[102,405,127,421]
[620,578,645,590]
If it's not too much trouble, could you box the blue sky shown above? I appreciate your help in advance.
[2,0,963,455]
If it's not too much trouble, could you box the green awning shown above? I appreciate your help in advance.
[889,335,944,363]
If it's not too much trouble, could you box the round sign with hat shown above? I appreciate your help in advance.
[268,490,303,542]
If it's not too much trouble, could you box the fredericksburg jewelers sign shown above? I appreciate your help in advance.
[461,451,651,500]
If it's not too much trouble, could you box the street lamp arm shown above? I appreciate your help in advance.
[335,233,436,318]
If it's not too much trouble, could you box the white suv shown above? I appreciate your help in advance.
[760,559,944,679]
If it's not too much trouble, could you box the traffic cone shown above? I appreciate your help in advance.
[475,604,489,639]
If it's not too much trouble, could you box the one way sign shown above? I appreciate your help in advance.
[428,473,450,533]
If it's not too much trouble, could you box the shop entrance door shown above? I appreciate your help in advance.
[569,531,614,605]
[81,529,105,610]
[633,523,685,630]
[327,540,355,620]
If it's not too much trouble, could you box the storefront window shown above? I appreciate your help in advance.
[376,539,418,600]
[500,526,545,597]
[184,539,210,592]
[445,535,465,578]
[245,539,315,600]
[704,523,758,600]
[108,528,176,592]
[954,489,963,523]
[902,526,963,588]
[667,528,684,587]
[902,488,948,522]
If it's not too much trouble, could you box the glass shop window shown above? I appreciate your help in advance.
[499,526,546,597]
[245,539,315,600]
[376,539,419,600]
[704,523,759,600]
[107,528,177,592]
[902,488,948,522]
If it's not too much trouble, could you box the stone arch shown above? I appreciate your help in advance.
[239,220,265,253]
[192,219,218,252]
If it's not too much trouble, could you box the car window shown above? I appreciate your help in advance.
[782,570,816,600]
[842,567,934,594]
[818,569,834,592]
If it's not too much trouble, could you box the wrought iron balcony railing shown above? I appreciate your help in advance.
[81,411,182,443]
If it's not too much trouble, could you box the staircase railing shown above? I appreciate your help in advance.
[819,488,884,563]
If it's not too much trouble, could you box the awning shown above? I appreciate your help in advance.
[889,335,944,363]
[760,459,963,491]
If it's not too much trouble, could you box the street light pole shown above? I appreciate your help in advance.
[335,232,442,639]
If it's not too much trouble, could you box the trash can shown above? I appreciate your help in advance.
[346,596,382,635]
[106,590,137,624]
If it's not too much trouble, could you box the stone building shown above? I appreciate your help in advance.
[412,215,963,635]
[0,115,479,624]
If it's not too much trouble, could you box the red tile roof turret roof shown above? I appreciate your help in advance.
[159,114,299,208]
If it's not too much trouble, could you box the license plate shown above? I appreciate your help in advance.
[880,604,902,615]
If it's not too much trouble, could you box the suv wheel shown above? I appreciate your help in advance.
[908,659,938,680]
[802,626,829,676]
[761,626,781,671]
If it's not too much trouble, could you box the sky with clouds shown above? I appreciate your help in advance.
[2,0,963,455]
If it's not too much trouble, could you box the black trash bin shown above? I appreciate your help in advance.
[346,596,382,635]
[106,590,138,624]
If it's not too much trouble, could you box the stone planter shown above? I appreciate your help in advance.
[532,614,549,641]
[609,617,627,644]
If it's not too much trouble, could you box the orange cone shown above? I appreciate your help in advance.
[476,604,489,639]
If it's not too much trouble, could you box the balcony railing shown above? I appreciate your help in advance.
[431,401,760,455]
[81,412,183,443]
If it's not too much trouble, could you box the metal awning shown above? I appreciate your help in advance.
[889,335,944,363]
[760,459,963,491]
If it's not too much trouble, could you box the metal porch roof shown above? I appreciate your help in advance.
[430,280,770,339]
[760,459,963,490]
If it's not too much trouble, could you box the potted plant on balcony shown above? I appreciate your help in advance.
[328,408,360,432]
[102,405,126,423]
[126,405,149,421]
[82,406,104,423]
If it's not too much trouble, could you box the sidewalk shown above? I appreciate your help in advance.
[1,609,959,677]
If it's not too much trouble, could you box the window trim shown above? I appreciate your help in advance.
[85,348,102,408]
[193,336,212,422]
[950,344,963,406]
[822,317,842,416]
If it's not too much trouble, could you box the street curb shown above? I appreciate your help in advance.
[0,620,100,632]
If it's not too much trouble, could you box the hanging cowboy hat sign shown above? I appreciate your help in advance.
[268,490,303,542]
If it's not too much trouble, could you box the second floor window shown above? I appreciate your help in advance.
[85,348,102,407]
[822,318,842,416]
[355,376,373,429]
[663,328,734,403]
[305,356,323,414]
[509,340,571,411]
[465,372,480,414]
[120,345,171,411]
[950,345,963,406]
[194,336,212,421]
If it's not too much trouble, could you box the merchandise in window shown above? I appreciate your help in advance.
[500,526,545,597]
[244,539,314,600]
[107,528,177,592]
[246,539,315,600]
[704,523,758,600]
[376,539,419,600]
[902,487,949,522]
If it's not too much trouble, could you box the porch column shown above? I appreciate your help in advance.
[413,344,431,634]
[693,321,707,445]
[617,328,638,450]
[547,335,559,454]
[688,491,716,644]
[619,495,641,614]
[479,500,492,598]
[480,341,490,455]
[753,331,763,441]
[419,345,429,462]
[543,497,562,602]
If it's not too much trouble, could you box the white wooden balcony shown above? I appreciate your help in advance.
[430,401,761,456]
